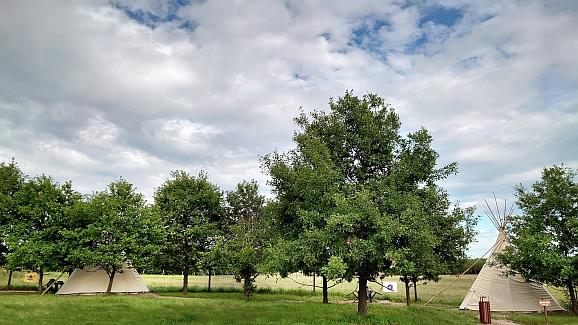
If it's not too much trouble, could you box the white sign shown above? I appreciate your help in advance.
[382,281,398,293]
[539,300,551,307]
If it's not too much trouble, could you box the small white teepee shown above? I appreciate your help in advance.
[460,197,564,312]
[57,263,149,295]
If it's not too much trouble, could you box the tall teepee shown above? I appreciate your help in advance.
[459,196,564,312]
[57,262,149,295]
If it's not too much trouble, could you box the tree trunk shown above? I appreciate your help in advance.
[182,264,189,294]
[106,267,116,294]
[568,282,577,314]
[322,275,328,304]
[412,277,418,302]
[243,276,251,300]
[37,269,44,294]
[403,275,410,306]
[312,273,315,293]
[208,267,212,292]
[7,270,13,286]
[357,275,368,316]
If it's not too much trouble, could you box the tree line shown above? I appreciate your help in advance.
[17,92,578,316]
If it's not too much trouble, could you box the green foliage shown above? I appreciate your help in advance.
[449,258,486,275]
[221,180,269,299]
[5,175,81,291]
[500,165,578,314]
[262,106,344,303]
[68,179,162,290]
[321,256,347,280]
[154,170,224,292]
[264,91,475,315]
[0,159,25,268]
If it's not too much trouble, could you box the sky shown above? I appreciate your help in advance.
[1,0,577,257]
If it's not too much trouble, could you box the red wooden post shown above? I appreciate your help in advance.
[478,297,491,324]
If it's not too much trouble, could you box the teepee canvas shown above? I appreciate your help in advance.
[57,263,149,295]
[460,198,564,312]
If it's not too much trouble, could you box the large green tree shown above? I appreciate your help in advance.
[6,175,81,293]
[222,180,269,299]
[387,197,476,305]
[0,159,25,286]
[500,165,578,314]
[154,170,224,294]
[262,132,341,304]
[69,179,163,294]
[265,91,471,316]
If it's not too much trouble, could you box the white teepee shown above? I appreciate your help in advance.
[57,263,149,295]
[460,197,564,312]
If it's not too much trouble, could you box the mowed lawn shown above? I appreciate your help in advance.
[0,294,481,325]
[1,269,574,325]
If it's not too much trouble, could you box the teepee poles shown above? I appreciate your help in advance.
[426,194,513,306]
[425,239,501,306]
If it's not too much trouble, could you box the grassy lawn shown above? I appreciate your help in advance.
[0,294,480,325]
[503,313,578,325]
[1,269,575,324]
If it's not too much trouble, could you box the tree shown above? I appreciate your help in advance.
[222,180,268,299]
[500,165,578,314]
[387,196,476,305]
[0,159,25,286]
[265,91,467,316]
[69,179,162,294]
[262,127,342,304]
[6,175,81,293]
[154,170,224,294]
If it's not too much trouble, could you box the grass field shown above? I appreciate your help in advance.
[1,269,575,324]
[0,294,482,325]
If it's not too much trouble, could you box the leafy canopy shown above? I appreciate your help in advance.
[500,165,578,313]
[69,179,162,275]
[264,91,473,315]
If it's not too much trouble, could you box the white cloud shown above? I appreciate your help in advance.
[0,1,577,251]
[143,118,221,152]
[78,118,120,146]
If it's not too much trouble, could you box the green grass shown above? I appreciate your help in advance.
[503,313,578,325]
[1,269,575,324]
[0,294,480,325]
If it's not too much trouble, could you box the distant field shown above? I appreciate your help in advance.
[143,272,478,306]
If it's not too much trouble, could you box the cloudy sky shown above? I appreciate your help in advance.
[1,0,577,256]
